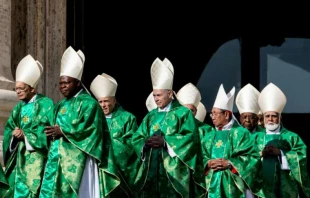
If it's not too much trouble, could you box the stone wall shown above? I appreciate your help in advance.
[0,0,66,166]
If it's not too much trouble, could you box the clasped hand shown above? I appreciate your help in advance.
[262,145,281,157]
[145,134,165,148]
[13,127,24,140]
[45,125,63,139]
[207,158,230,171]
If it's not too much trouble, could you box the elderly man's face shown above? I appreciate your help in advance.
[240,112,258,131]
[210,107,229,128]
[98,96,116,115]
[257,113,264,128]
[153,89,173,109]
[15,81,35,102]
[264,111,280,131]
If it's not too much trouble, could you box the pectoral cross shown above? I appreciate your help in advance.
[215,140,223,148]
[60,107,67,115]
[22,115,29,124]
[153,123,160,131]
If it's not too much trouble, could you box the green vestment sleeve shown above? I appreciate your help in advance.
[107,105,139,195]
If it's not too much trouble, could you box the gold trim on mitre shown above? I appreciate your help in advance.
[151,58,174,89]
[176,82,201,108]
[60,46,84,80]
[16,54,43,88]
[258,83,286,114]
[236,83,260,114]
[146,92,157,112]
[90,73,118,99]
[196,102,207,122]
[213,84,235,111]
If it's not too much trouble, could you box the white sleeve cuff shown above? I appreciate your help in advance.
[25,136,35,151]
[279,150,290,170]
[141,146,146,161]
[166,142,177,158]
[245,189,254,198]
[9,137,18,153]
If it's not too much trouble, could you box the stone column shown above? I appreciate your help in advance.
[0,0,20,166]
[0,0,67,165]
[13,0,66,102]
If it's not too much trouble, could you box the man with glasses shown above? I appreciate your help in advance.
[201,84,261,197]
[3,55,54,197]
[253,83,310,197]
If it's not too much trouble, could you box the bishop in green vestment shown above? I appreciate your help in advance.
[3,55,53,197]
[132,58,203,197]
[176,82,214,196]
[235,83,266,197]
[253,83,310,197]
[39,47,110,198]
[90,73,139,197]
[203,84,261,197]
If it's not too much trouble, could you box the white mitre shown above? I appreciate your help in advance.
[90,73,118,99]
[151,57,174,89]
[146,92,157,111]
[60,46,84,80]
[195,102,207,122]
[258,83,286,114]
[213,84,235,111]
[236,83,260,114]
[176,83,201,108]
[16,54,43,88]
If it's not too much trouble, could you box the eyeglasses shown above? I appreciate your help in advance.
[13,86,29,92]
[209,111,224,118]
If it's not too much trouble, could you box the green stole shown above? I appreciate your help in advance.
[262,133,281,196]
[145,111,165,192]
[209,129,229,197]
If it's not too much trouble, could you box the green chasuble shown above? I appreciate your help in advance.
[0,167,9,197]
[202,121,261,198]
[252,126,310,198]
[39,90,114,198]
[197,120,213,146]
[103,104,139,197]
[131,100,206,198]
[195,120,213,196]
[3,94,54,198]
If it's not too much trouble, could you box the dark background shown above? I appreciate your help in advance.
[67,1,310,174]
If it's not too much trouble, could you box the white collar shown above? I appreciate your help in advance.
[158,100,172,112]
[105,113,112,118]
[25,94,37,104]
[74,89,83,98]
[216,118,235,131]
